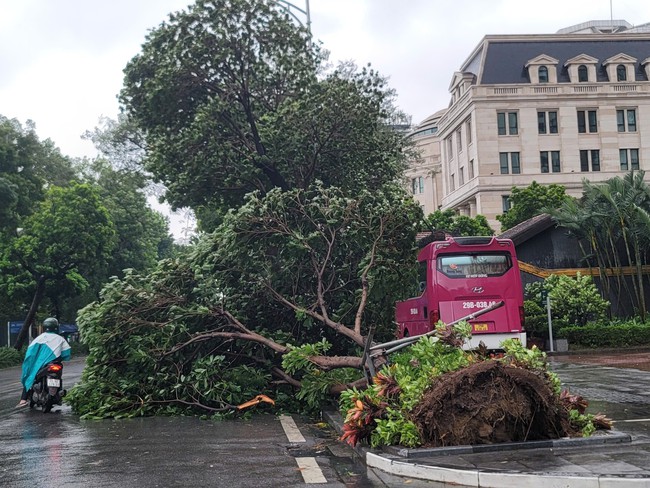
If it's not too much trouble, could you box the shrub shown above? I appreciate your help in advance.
[0,346,23,369]
[524,299,548,339]
[525,273,609,328]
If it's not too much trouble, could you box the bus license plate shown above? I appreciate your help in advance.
[47,378,60,387]
[473,323,489,332]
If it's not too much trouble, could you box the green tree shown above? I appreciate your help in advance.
[2,183,116,349]
[551,170,650,319]
[120,0,411,229]
[0,116,76,234]
[497,181,570,231]
[80,159,174,277]
[0,115,79,324]
[82,114,147,173]
[423,209,493,236]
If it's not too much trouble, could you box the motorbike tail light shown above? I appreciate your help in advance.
[48,364,62,372]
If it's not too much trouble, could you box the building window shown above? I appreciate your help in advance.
[456,128,462,153]
[578,65,588,82]
[538,66,549,83]
[580,150,601,172]
[469,159,475,179]
[497,111,518,135]
[466,118,472,144]
[617,109,637,132]
[511,152,521,174]
[577,110,598,133]
[551,151,561,173]
[500,152,521,174]
[459,167,465,186]
[450,173,455,191]
[446,137,453,160]
[620,149,640,171]
[500,153,508,174]
[538,111,558,134]
[502,195,511,213]
[540,152,549,173]
[617,64,627,81]
[411,176,424,194]
[540,151,560,173]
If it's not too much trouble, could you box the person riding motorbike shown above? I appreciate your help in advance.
[16,317,71,408]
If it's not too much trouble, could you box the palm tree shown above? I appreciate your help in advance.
[551,172,650,317]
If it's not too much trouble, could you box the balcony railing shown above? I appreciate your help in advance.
[438,82,649,131]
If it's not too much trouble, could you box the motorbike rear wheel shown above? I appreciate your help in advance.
[43,395,54,413]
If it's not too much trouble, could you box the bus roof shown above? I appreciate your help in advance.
[417,236,516,262]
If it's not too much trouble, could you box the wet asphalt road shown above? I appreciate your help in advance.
[0,359,403,488]
[1,354,650,487]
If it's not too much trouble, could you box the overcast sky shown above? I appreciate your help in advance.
[2,1,650,237]
[4,0,650,160]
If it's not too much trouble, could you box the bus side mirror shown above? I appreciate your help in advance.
[419,281,426,293]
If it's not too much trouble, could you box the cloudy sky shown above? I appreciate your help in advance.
[2,0,650,237]
[3,0,650,160]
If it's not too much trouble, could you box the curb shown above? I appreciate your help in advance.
[323,410,650,487]
[383,429,631,458]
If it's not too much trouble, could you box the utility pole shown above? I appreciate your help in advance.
[274,1,311,36]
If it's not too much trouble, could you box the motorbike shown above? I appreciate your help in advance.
[28,359,66,413]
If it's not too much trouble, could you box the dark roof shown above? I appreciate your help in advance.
[498,213,556,245]
[480,38,650,84]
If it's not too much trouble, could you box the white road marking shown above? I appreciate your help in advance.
[279,414,306,443]
[279,415,327,484]
[617,418,650,422]
[296,457,327,484]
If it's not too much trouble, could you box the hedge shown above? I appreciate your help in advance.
[558,322,650,348]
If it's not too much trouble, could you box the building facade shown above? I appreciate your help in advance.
[405,110,444,215]
[408,20,650,231]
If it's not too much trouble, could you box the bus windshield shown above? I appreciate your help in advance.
[438,252,512,279]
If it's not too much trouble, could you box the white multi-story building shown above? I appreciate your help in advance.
[407,20,650,231]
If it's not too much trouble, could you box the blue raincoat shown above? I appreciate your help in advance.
[21,332,71,391]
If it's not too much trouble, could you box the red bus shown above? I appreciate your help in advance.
[395,236,526,349]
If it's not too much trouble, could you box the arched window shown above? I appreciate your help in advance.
[578,65,588,82]
[617,64,627,81]
[538,66,549,83]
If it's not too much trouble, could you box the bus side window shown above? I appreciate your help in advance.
[417,260,428,293]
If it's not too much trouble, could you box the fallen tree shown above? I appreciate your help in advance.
[66,185,422,418]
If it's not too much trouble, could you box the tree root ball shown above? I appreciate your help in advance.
[411,361,573,447]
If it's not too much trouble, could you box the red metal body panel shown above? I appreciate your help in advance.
[395,236,525,348]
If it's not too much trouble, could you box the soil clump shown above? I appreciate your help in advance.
[411,360,576,447]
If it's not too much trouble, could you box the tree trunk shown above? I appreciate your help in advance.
[14,275,46,350]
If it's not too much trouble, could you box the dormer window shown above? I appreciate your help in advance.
[603,53,637,82]
[565,55,598,83]
[525,55,559,84]
[538,66,549,83]
[578,65,588,82]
